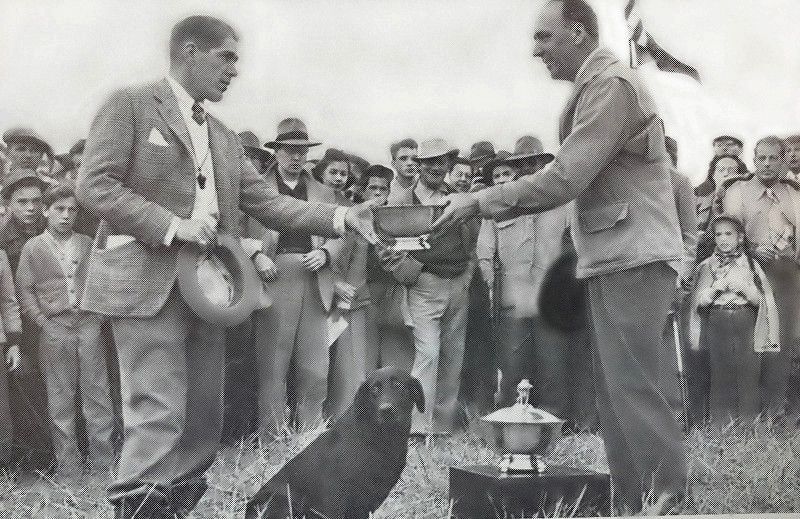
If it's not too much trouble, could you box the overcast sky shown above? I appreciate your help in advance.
[2,0,799,183]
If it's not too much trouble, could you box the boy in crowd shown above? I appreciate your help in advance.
[16,183,115,477]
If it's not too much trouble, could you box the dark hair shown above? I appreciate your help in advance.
[553,0,599,40]
[42,182,76,208]
[359,164,394,190]
[695,154,749,197]
[349,154,370,176]
[754,135,786,157]
[312,148,351,183]
[170,15,238,62]
[785,134,800,145]
[390,138,418,160]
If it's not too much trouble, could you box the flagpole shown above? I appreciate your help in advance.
[629,38,638,70]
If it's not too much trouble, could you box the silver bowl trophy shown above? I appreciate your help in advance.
[480,379,564,474]
[449,380,610,518]
[371,205,443,250]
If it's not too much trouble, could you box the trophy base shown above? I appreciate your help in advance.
[499,454,547,474]
[449,464,610,518]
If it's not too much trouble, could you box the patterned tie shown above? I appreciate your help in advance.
[191,101,206,125]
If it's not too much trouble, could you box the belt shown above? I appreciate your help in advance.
[276,247,312,255]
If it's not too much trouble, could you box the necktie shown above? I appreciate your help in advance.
[191,101,206,125]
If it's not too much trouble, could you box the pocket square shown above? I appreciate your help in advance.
[148,127,169,146]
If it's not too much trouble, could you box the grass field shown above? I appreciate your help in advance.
[1,417,799,518]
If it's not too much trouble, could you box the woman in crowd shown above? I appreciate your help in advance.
[695,155,750,260]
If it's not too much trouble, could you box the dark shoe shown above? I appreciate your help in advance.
[112,489,171,519]
[169,477,208,518]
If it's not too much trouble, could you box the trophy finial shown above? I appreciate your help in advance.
[516,379,533,407]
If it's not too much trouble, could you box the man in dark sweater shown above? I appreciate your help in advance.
[388,139,479,434]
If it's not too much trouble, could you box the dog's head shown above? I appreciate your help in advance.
[353,367,424,429]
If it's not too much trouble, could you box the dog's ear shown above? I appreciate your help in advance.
[409,376,425,413]
[353,375,374,419]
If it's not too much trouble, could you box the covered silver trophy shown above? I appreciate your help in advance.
[481,379,565,474]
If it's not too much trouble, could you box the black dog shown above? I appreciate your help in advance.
[245,367,424,519]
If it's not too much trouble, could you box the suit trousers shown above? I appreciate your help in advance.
[256,253,328,437]
[367,282,415,372]
[586,261,687,512]
[0,359,11,464]
[39,311,114,476]
[761,258,799,415]
[327,304,375,420]
[108,287,225,512]
[496,312,569,418]
[408,269,471,434]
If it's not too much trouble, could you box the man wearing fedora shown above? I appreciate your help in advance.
[249,117,350,438]
[435,0,687,512]
[238,130,274,175]
[388,138,479,435]
[76,16,374,518]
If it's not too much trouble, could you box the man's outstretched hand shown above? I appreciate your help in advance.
[432,192,480,231]
[344,200,379,245]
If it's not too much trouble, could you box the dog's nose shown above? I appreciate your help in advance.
[378,402,396,421]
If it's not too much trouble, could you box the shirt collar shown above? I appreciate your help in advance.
[166,75,204,119]
[575,47,602,83]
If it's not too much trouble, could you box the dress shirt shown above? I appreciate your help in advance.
[749,183,796,254]
[163,75,220,245]
[413,181,447,205]
[42,230,80,307]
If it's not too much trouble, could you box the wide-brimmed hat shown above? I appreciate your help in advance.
[177,235,264,327]
[2,167,47,199]
[238,130,274,163]
[481,150,513,178]
[264,118,321,149]
[712,135,743,147]
[468,141,496,167]
[414,138,459,162]
[3,127,52,156]
[505,135,555,164]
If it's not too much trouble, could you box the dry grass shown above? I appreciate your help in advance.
[1,418,799,518]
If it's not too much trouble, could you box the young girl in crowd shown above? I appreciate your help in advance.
[690,214,779,423]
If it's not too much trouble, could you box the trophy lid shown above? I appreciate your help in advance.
[481,379,564,424]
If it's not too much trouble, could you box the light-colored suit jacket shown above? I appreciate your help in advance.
[476,204,571,318]
[476,48,683,279]
[76,79,338,317]
[247,168,345,313]
[16,233,93,327]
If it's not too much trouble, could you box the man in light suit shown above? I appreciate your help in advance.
[76,16,373,519]
[435,0,687,512]
[250,118,348,437]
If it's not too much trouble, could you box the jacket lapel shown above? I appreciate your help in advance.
[153,79,194,157]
